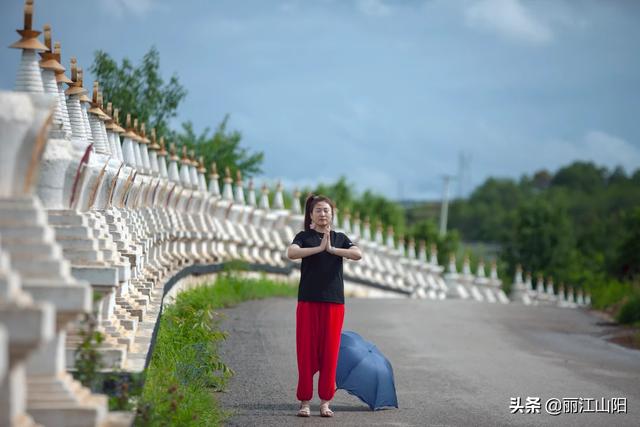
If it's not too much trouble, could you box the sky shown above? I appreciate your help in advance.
[1,0,639,200]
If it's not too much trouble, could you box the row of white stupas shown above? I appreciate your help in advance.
[0,1,589,425]
[511,267,591,308]
[442,256,591,308]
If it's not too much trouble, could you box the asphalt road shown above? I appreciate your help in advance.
[216,297,640,426]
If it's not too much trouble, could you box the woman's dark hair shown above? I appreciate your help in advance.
[304,194,336,231]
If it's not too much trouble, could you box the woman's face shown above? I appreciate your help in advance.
[311,201,333,228]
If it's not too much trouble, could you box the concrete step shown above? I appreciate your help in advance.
[0,225,55,242]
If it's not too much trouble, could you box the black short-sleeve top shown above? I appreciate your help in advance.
[291,229,355,304]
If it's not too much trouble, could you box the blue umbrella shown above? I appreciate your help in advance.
[336,330,399,411]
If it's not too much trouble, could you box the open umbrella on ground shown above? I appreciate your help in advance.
[336,330,399,411]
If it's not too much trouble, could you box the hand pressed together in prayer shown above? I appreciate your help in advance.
[318,226,336,255]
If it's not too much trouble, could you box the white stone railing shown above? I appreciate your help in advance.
[510,267,591,308]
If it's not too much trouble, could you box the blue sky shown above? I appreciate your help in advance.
[1,0,639,200]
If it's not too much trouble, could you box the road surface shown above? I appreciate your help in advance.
[217,297,640,426]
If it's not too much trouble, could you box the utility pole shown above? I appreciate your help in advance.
[439,175,454,237]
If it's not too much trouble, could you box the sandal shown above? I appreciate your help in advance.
[320,402,334,418]
[297,402,311,417]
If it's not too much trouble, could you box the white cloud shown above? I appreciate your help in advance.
[578,130,640,173]
[475,127,640,179]
[99,0,155,18]
[464,0,553,45]
[534,130,640,174]
[357,0,392,17]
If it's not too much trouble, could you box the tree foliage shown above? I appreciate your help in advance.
[176,117,264,180]
[502,197,575,281]
[90,47,187,139]
[90,47,263,178]
[409,219,460,260]
[303,177,406,237]
[300,177,459,257]
[614,208,640,280]
[550,161,608,193]
[438,161,640,301]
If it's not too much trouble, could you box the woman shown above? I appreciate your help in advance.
[287,194,362,418]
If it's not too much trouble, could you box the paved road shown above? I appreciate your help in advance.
[217,298,640,426]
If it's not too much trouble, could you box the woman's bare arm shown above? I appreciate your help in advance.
[287,244,325,260]
[329,246,362,261]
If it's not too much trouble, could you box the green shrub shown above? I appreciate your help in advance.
[588,279,634,310]
[616,293,640,324]
[135,273,296,426]
[74,313,105,391]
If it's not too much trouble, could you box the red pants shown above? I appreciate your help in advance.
[296,301,345,401]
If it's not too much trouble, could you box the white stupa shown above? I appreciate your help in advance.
[87,82,111,154]
[351,213,361,240]
[246,178,257,206]
[385,225,395,250]
[10,0,47,93]
[259,183,270,210]
[273,181,285,210]
[362,217,372,242]
[167,143,181,183]
[222,167,234,201]
[77,68,94,144]
[131,118,144,171]
[197,156,208,192]
[139,123,152,174]
[147,128,160,176]
[64,58,87,141]
[234,170,245,204]
[157,137,169,179]
[104,104,125,162]
[208,162,221,197]
[120,114,139,168]
[178,146,192,187]
[52,41,72,136]
[189,150,199,190]
[418,241,428,263]
[38,24,67,138]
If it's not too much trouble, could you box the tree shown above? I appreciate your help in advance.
[532,169,552,190]
[302,178,406,242]
[90,47,187,139]
[448,177,527,243]
[176,117,264,179]
[91,47,264,179]
[410,219,460,261]
[352,190,406,238]
[613,208,640,280]
[305,176,356,212]
[502,197,575,283]
[607,166,628,186]
[550,161,607,193]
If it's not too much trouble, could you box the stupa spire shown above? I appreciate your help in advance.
[157,136,169,178]
[167,142,181,183]
[10,0,48,93]
[208,162,220,197]
[259,183,270,210]
[64,57,89,141]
